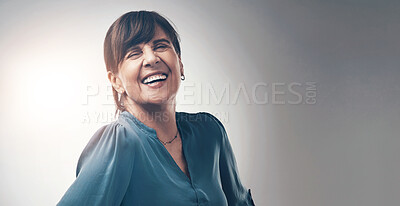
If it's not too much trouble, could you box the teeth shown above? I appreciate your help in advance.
[143,74,167,84]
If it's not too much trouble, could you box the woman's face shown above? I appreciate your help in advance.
[113,26,183,107]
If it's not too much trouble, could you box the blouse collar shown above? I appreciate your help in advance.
[119,111,157,138]
[119,110,183,140]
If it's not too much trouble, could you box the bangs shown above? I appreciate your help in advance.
[120,12,157,59]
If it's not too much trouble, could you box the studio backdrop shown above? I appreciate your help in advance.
[0,0,399,205]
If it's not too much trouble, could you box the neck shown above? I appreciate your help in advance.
[124,98,178,142]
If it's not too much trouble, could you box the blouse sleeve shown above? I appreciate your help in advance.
[206,113,256,206]
[57,123,135,206]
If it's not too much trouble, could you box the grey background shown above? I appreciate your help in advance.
[0,0,399,205]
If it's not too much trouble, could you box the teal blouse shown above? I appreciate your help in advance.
[58,111,255,206]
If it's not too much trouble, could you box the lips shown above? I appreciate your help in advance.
[141,72,168,84]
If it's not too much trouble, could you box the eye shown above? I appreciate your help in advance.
[154,43,169,51]
[127,51,142,59]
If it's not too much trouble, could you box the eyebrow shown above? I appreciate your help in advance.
[127,45,141,52]
[152,38,171,45]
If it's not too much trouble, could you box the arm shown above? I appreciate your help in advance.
[57,123,135,206]
[206,113,255,206]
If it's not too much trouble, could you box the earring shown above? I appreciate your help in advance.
[116,88,124,94]
[181,74,185,81]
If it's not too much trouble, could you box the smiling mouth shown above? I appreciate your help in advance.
[142,73,168,84]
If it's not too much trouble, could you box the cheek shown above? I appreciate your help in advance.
[168,59,182,76]
[162,51,180,69]
[119,63,141,87]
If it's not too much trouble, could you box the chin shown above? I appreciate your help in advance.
[145,99,167,105]
[144,95,175,105]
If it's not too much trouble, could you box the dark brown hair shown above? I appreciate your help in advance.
[104,11,181,115]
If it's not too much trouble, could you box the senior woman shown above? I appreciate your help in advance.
[58,11,255,206]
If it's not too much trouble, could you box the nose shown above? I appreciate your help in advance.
[142,46,159,67]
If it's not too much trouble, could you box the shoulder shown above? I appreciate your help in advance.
[177,111,227,140]
[82,121,137,153]
[76,121,138,176]
[177,111,221,126]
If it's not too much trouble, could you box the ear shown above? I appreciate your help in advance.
[179,59,184,76]
[107,71,125,94]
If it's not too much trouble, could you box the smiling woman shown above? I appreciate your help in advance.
[109,26,183,107]
[57,10,255,206]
